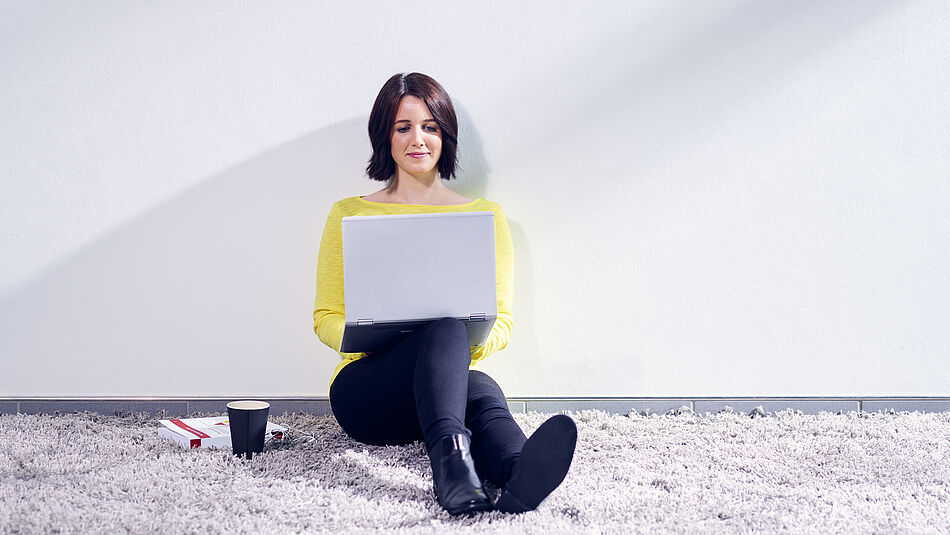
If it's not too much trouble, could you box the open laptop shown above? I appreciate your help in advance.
[340,211,497,353]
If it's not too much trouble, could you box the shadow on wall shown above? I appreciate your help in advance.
[452,103,492,200]
[0,115,492,396]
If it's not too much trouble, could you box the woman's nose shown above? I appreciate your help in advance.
[411,126,425,146]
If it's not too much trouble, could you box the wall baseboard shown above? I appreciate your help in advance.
[3,397,950,417]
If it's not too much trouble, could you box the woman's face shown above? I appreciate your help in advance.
[390,95,442,182]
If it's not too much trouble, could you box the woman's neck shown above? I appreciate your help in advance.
[384,174,453,204]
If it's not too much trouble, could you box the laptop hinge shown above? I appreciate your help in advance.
[469,313,487,322]
[357,318,374,326]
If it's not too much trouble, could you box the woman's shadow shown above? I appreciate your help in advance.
[252,414,501,516]
[0,106,525,399]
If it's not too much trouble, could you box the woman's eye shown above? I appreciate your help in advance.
[394,124,437,134]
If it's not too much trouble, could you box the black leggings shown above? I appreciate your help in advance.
[329,317,527,487]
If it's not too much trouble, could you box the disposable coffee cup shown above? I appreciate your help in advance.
[227,400,270,460]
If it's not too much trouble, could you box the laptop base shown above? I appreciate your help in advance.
[340,316,495,354]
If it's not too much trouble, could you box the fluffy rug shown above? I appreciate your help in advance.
[1,408,949,534]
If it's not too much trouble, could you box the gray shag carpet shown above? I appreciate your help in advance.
[2,408,950,534]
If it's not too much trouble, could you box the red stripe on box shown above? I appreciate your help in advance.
[169,419,211,439]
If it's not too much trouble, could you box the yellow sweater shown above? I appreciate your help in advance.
[313,196,514,387]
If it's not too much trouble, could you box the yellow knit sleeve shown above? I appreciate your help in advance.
[470,204,514,363]
[313,202,364,362]
[313,203,345,350]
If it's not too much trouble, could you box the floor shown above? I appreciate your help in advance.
[3,397,950,417]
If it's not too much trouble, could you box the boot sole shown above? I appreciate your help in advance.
[496,414,577,513]
[445,498,493,516]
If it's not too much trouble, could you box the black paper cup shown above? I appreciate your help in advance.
[227,400,270,459]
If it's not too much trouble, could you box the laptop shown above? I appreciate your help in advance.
[340,211,497,353]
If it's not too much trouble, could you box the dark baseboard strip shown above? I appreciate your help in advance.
[511,398,950,415]
[2,397,950,417]
[1,398,332,418]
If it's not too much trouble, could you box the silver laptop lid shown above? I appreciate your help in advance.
[342,211,496,324]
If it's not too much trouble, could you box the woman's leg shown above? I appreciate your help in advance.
[412,317,472,451]
[406,317,491,514]
[329,316,471,449]
[465,373,578,514]
[465,370,527,487]
[330,317,490,514]
[328,338,424,447]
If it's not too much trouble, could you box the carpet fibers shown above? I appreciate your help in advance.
[2,409,949,534]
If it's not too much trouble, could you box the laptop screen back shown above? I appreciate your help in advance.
[342,211,497,324]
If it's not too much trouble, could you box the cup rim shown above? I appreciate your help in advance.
[227,400,270,410]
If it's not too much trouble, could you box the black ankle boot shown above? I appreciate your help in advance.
[428,434,492,515]
[495,414,577,514]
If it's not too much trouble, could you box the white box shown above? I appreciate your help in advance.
[158,416,288,449]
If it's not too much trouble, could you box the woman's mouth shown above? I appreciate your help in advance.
[407,152,429,159]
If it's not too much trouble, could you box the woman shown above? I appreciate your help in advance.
[313,72,577,515]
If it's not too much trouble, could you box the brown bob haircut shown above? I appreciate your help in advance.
[366,72,459,181]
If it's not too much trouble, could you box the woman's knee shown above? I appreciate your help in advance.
[467,370,507,405]
[426,316,467,341]
[465,371,516,435]
[418,317,470,362]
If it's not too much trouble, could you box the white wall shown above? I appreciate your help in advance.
[2,1,948,398]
